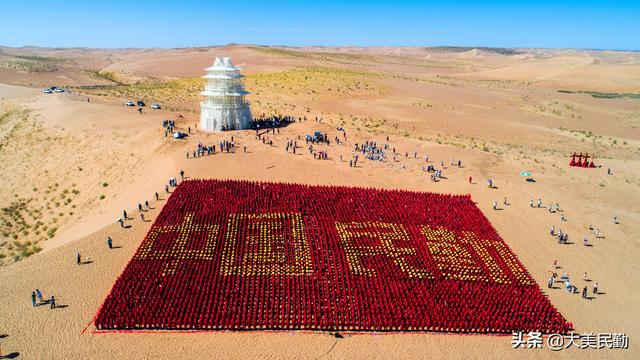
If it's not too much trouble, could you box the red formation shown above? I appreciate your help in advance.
[569,153,577,166]
[570,153,596,168]
[95,179,571,334]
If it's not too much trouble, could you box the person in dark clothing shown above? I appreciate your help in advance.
[50,295,56,309]
[107,237,113,249]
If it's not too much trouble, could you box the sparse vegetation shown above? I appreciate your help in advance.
[0,60,58,73]
[76,66,387,114]
[559,90,640,100]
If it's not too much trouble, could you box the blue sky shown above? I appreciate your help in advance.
[0,0,638,50]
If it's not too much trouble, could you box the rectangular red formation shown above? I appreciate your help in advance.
[95,179,570,333]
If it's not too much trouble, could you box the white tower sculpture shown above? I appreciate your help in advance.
[200,57,252,131]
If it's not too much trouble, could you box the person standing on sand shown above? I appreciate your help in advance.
[36,288,43,303]
[469,176,472,184]
[593,282,598,294]
[107,236,113,249]
[180,170,185,180]
[186,152,189,159]
[582,286,588,299]
[31,292,36,307]
[117,218,124,228]
[140,212,145,222]
[165,185,169,194]
[492,201,497,210]
[145,200,149,210]
[76,252,81,265]
[50,295,56,309]
[155,192,159,201]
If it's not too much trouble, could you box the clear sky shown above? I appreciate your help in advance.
[0,0,638,50]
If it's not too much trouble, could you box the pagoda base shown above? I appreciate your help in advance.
[200,105,252,132]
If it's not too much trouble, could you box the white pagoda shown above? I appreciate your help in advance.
[199,57,252,131]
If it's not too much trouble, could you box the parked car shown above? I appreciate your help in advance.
[124,101,135,106]
[53,88,65,93]
[173,131,188,139]
[151,103,161,109]
[42,88,53,94]
[137,100,146,107]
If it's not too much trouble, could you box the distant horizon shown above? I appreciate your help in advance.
[1,1,638,51]
[1,43,638,53]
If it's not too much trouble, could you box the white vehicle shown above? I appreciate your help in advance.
[151,103,161,109]
[124,101,135,106]
[42,88,53,94]
[53,88,65,93]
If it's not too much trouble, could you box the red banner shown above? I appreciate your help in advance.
[95,180,570,333]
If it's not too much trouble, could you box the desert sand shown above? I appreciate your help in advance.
[0,45,639,359]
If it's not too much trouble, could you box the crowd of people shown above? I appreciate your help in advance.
[355,141,386,161]
[94,179,571,333]
[250,114,298,129]
[186,137,238,159]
